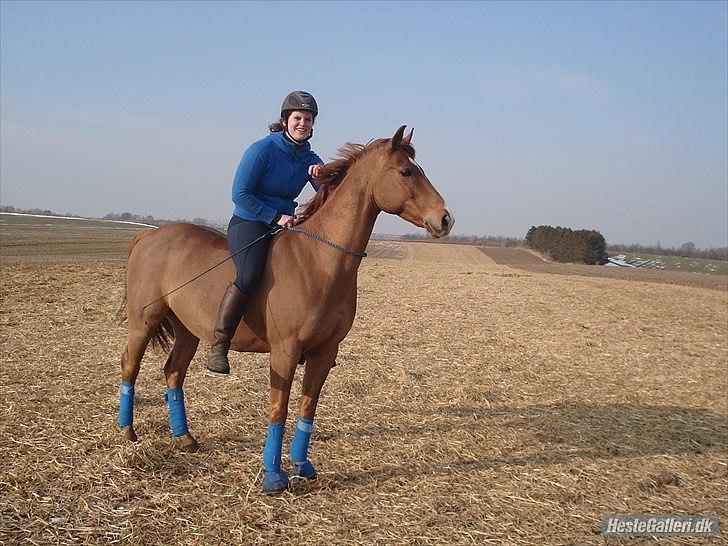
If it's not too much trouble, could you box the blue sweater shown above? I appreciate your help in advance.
[231,131,322,224]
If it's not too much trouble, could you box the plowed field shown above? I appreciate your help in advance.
[2,219,726,545]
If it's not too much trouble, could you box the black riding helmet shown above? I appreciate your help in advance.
[281,91,318,118]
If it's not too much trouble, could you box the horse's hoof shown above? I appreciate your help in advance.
[178,433,199,452]
[290,460,317,484]
[121,426,137,442]
[262,470,289,493]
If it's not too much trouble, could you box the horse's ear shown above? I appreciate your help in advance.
[390,125,407,150]
[403,128,414,144]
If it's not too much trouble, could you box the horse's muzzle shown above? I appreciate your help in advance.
[425,209,454,238]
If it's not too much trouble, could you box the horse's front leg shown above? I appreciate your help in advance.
[289,345,338,483]
[262,346,299,493]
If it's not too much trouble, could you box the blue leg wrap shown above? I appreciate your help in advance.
[262,422,288,493]
[118,382,134,427]
[290,417,317,481]
[164,388,189,437]
[290,417,314,463]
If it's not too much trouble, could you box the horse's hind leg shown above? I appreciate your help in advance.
[118,328,154,442]
[163,316,200,452]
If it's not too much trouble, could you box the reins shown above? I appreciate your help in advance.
[140,224,366,312]
[141,227,282,312]
[287,226,367,258]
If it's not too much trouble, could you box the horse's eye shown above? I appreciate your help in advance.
[399,168,412,177]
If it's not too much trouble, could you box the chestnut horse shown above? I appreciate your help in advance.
[118,125,453,492]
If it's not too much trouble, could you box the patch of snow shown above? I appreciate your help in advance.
[0,212,157,228]
[606,257,636,267]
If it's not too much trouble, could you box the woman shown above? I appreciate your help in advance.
[207,90,324,374]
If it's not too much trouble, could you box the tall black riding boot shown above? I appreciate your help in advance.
[207,283,249,374]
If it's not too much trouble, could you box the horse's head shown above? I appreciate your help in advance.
[371,125,454,238]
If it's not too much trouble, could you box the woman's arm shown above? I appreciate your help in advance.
[231,143,278,224]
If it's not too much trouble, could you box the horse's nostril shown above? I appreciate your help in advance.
[442,213,450,228]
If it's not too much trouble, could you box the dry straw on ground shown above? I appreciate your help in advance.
[1,223,726,544]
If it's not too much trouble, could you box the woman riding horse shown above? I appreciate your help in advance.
[118,124,453,493]
[207,91,325,375]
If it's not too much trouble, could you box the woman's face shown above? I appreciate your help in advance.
[284,110,314,141]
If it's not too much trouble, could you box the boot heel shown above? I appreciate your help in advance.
[206,343,231,374]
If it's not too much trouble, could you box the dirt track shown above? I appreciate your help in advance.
[476,246,547,266]
[369,241,727,291]
[1,222,726,545]
[401,241,497,265]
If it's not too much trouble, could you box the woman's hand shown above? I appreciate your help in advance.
[308,163,324,180]
[277,214,295,228]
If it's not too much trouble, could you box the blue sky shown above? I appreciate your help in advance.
[1,1,726,247]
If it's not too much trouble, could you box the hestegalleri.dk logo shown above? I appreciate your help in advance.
[602,514,719,537]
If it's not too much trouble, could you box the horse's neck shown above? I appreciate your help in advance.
[300,163,379,273]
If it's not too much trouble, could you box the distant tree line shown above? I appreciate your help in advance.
[102,212,224,229]
[2,205,64,216]
[525,225,608,265]
[102,212,157,224]
[399,232,523,247]
[608,242,727,261]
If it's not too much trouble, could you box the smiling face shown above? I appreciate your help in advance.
[284,110,315,142]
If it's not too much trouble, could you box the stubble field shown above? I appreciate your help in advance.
[1,217,726,545]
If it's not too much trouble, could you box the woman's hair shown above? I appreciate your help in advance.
[268,119,286,132]
[269,109,292,132]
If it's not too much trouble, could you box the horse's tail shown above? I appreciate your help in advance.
[117,227,174,353]
[150,312,175,354]
[116,290,128,325]
[116,228,156,326]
